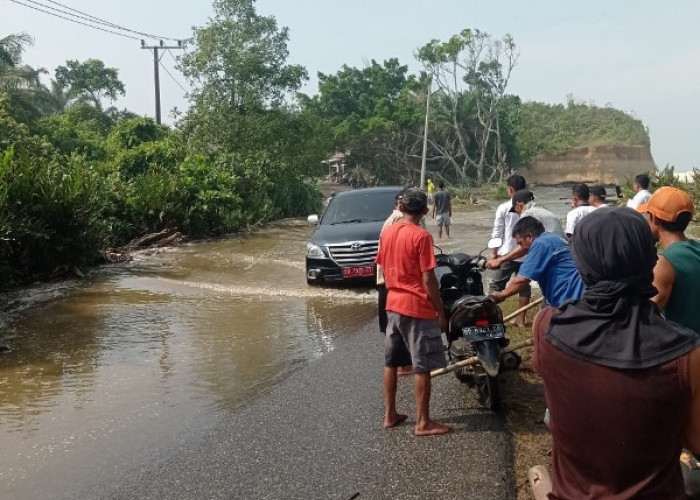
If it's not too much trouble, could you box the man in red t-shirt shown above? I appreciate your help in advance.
[376,188,450,436]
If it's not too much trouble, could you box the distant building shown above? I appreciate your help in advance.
[674,170,696,183]
[323,152,347,178]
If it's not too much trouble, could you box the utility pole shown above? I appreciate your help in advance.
[420,77,432,190]
[141,40,183,124]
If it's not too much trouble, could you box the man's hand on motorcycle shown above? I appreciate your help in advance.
[486,258,502,270]
[489,292,505,304]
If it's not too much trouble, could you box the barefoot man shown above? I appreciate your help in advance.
[376,188,450,436]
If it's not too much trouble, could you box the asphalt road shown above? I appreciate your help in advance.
[82,318,515,500]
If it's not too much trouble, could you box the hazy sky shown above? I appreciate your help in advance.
[4,0,699,170]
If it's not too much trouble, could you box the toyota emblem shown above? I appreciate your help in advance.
[350,242,362,251]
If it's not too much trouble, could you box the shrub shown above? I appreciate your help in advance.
[0,148,108,285]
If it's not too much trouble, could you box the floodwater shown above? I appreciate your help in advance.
[0,185,650,498]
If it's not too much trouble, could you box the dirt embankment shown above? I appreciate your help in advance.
[525,145,656,185]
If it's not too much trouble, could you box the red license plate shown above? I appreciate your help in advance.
[342,266,374,278]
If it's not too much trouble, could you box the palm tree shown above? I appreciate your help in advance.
[0,33,35,90]
[0,32,52,124]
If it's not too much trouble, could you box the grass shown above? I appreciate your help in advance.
[497,294,552,500]
[450,183,509,210]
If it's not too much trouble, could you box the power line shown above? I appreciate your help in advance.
[41,0,181,42]
[159,61,188,94]
[6,0,182,43]
[6,0,141,40]
[167,48,180,66]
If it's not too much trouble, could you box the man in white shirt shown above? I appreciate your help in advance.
[487,189,566,268]
[565,183,596,239]
[489,175,530,327]
[588,184,609,208]
[626,173,652,209]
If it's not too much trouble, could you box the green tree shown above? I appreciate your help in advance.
[178,0,320,219]
[417,29,519,185]
[301,58,424,184]
[180,0,307,152]
[38,101,117,160]
[55,59,125,109]
[512,99,650,166]
[0,33,53,125]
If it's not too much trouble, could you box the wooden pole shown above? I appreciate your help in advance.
[430,338,534,378]
[430,298,543,378]
[502,296,544,323]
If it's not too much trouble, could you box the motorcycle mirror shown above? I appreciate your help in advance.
[307,214,319,225]
[486,237,502,250]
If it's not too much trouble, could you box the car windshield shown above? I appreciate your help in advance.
[321,190,397,225]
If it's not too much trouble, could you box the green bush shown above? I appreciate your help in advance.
[0,148,108,284]
[175,155,244,237]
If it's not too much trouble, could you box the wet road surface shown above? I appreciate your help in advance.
[0,186,585,499]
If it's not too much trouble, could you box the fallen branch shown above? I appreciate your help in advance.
[103,229,185,263]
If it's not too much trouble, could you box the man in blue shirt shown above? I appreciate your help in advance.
[490,216,584,308]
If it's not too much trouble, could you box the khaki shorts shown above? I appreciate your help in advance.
[436,213,451,227]
[385,312,447,373]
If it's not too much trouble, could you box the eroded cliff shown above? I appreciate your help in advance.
[524,145,656,185]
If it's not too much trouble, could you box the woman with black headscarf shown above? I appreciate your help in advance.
[531,207,700,500]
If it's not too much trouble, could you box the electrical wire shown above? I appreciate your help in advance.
[41,0,181,41]
[159,61,188,94]
[6,0,141,40]
[167,48,180,65]
[6,0,181,43]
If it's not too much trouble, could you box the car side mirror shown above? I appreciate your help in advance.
[307,214,319,225]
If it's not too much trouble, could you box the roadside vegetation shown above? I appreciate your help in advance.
[1,0,694,291]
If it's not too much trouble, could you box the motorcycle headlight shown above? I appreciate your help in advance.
[306,243,326,258]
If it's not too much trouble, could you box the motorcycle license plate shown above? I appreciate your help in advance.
[462,323,505,342]
[342,266,374,278]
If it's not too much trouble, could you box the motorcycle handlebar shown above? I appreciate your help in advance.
[471,256,488,272]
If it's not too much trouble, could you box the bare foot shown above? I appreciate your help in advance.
[383,413,408,429]
[397,366,413,376]
[528,465,553,500]
[415,420,451,436]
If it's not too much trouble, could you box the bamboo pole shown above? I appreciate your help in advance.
[430,297,543,378]
[430,338,534,378]
[502,296,544,323]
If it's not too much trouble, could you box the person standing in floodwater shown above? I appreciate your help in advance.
[432,181,452,239]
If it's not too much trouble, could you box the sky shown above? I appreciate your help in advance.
[3,0,699,170]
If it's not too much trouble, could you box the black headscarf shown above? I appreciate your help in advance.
[547,207,699,369]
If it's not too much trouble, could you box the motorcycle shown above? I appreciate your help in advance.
[434,238,522,411]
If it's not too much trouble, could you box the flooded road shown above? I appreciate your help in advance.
[0,185,652,498]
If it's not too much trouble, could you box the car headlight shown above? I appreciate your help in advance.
[306,243,326,258]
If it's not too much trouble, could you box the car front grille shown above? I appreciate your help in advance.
[328,241,379,266]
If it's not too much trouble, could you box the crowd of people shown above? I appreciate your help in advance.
[374,174,700,499]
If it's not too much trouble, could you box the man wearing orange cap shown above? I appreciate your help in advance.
[637,187,700,335]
